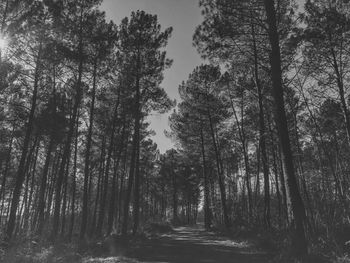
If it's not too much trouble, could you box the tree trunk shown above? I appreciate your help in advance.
[37,136,55,235]
[52,12,85,238]
[81,59,98,239]
[230,97,253,221]
[23,142,40,233]
[172,165,178,225]
[122,79,141,237]
[200,128,211,229]
[107,121,126,235]
[207,109,230,228]
[132,129,141,235]
[251,20,270,227]
[263,0,308,256]
[69,118,79,240]
[60,154,71,236]
[0,128,14,225]
[90,136,106,237]
[96,99,120,236]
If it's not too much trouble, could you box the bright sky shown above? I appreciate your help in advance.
[100,0,203,153]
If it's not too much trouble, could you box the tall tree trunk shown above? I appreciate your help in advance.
[69,118,79,241]
[200,128,211,230]
[230,97,252,221]
[118,147,128,232]
[207,109,230,228]
[0,128,14,225]
[90,136,106,237]
[52,97,80,238]
[172,164,178,225]
[52,22,84,238]
[96,99,120,236]
[37,136,55,235]
[23,142,40,233]
[122,79,141,237]
[263,0,308,256]
[330,46,350,146]
[132,128,141,235]
[251,20,270,227]
[60,150,71,236]
[81,59,98,239]
[107,121,126,235]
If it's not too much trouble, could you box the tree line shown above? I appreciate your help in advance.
[163,0,350,259]
[0,0,174,242]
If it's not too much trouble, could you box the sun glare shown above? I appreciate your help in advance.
[0,36,8,50]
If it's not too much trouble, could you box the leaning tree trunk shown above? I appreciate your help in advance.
[263,0,308,257]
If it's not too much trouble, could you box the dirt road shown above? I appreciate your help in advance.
[123,225,272,263]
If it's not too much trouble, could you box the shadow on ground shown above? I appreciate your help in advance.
[117,225,272,263]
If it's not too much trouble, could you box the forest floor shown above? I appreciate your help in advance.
[83,225,273,263]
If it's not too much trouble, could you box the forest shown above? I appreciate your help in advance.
[0,0,350,262]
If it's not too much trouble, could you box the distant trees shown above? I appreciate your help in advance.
[158,149,201,225]
[117,10,174,236]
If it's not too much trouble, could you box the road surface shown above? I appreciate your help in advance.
[122,225,272,263]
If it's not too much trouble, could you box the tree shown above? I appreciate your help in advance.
[263,0,308,257]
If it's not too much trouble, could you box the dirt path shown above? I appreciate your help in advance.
[123,225,272,263]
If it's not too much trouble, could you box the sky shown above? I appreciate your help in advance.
[100,0,203,153]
